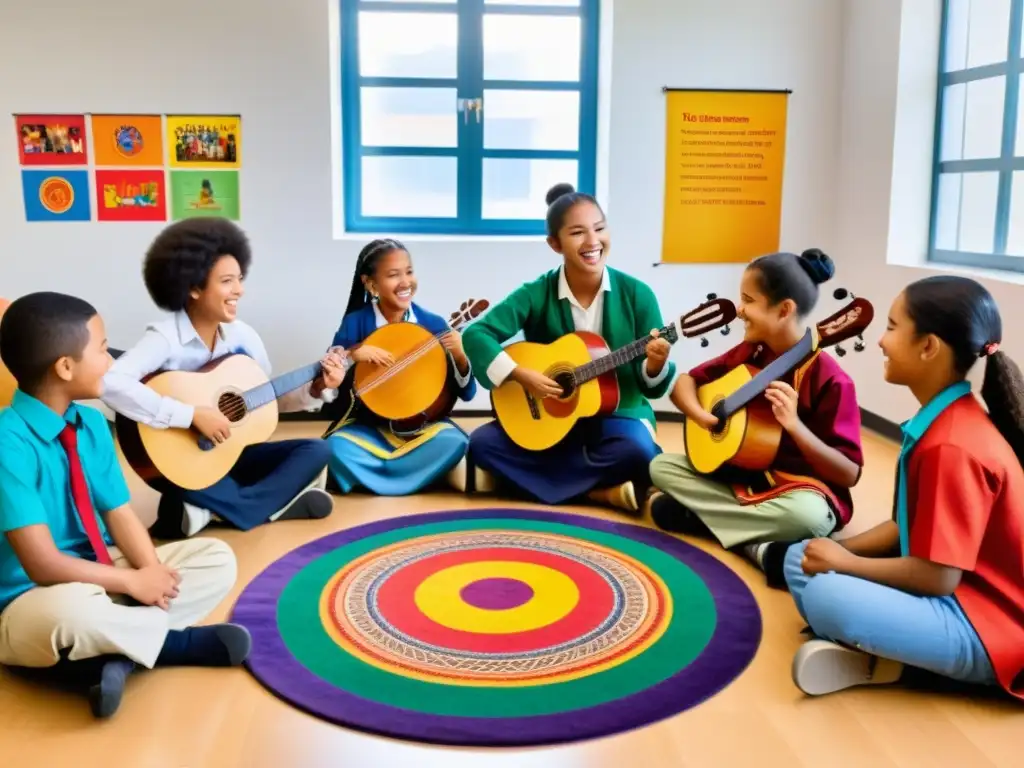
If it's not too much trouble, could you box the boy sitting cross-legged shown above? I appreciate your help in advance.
[0,292,249,719]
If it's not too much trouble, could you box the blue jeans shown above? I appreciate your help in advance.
[784,540,997,685]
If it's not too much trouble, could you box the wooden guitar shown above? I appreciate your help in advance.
[116,354,341,491]
[322,298,490,438]
[491,296,738,451]
[0,299,15,408]
[684,296,874,475]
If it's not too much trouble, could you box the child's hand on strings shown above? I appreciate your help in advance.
[352,344,394,367]
[645,328,671,375]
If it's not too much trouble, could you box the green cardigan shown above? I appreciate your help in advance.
[463,267,676,429]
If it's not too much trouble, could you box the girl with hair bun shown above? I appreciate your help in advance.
[784,275,1024,700]
[650,249,865,581]
[461,183,675,512]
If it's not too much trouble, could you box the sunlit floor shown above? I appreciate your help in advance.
[1,419,1021,767]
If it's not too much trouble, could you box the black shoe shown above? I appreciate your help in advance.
[650,494,710,537]
[276,488,333,521]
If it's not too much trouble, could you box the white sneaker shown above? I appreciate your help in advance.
[792,639,903,696]
[181,503,212,538]
[473,466,496,494]
[447,457,468,492]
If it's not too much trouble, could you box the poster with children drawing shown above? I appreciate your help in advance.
[167,115,241,168]
[15,114,88,166]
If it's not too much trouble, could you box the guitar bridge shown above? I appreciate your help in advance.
[525,391,540,420]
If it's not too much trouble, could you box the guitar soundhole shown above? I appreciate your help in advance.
[552,371,576,399]
[709,400,727,437]
[218,392,248,423]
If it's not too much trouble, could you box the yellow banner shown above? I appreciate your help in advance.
[660,89,788,264]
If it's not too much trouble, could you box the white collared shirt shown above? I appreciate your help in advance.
[102,311,330,429]
[371,303,473,389]
[485,267,670,392]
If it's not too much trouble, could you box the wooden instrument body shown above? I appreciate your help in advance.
[353,321,450,423]
[684,363,782,475]
[490,331,620,452]
[116,354,278,491]
[0,299,15,408]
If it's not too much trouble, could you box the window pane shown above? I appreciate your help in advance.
[361,87,457,147]
[944,0,969,70]
[1006,171,1024,255]
[486,0,579,5]
[361,156,457,218]
[959,171,999,252]
[483,90,579,150]
[967,0,1011,68]
[481,158,577,219]
[358,12,457,78]
[941,76,1005,160]
[483,15,581,81]
[934,172,962,250]
[1015,73,1024,154]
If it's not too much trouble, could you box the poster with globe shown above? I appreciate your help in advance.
[91,115,164,166]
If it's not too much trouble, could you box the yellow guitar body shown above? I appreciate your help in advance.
[684,363,782,475]
[490,332,613,452]
[116,354,279,491]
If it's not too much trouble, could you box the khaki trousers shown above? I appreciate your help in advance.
[0,538,237,670]
[649,453,835,548]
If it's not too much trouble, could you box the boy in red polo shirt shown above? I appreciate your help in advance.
[782,276,1024,699]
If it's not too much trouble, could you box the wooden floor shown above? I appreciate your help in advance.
[1,419,1021,767]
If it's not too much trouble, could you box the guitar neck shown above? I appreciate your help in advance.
[243,362,322,411]
[719,329,815,417]
[573,325,674,385]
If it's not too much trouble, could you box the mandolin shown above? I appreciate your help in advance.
[491,295,737,451]
[322,298,490,438]
[684,296,873,475]
[116,353,343,491]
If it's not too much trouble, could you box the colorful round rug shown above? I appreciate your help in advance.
[231,509,761,746]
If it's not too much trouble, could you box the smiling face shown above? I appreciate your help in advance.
[191,254,244,323]
[548,201,609,276]
[60,314,113,400]
[736,267,795,345]
[365,248,416,314]
[878,290,931,386]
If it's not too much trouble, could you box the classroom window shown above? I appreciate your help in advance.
[929,0,1024,272]
[339,0,600,235]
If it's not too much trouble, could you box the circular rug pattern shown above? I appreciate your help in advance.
[231,509,761,747]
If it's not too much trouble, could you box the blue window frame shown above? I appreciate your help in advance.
[340,0,600,236]
[930,0,1024,272]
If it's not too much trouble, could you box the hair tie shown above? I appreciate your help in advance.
[983,342,1000,356]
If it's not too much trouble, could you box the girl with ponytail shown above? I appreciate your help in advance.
[784,275,1024,700]
[650,249,865,580]
[323,239,476,495]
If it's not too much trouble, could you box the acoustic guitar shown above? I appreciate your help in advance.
[684,295,873,475]
[116,353,343,491]
[322,298,489,438]
[0,299,15,408]
[491,295,737,451]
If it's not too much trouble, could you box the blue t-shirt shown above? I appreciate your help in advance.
[0,390,131,611]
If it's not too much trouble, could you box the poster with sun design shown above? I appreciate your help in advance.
[91,115,164,166]
[21,170,91,222]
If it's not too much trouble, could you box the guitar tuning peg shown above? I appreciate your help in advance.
[700,337,709,348]
[721,325,731,336]
[706,292,717,300]
[835,343,846,357]
[854,335,865,352]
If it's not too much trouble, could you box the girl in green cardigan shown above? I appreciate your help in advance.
[462,183,675,512]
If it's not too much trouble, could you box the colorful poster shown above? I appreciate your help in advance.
[92,115,164,166]
[167,115,241,168]
[95,169,167,222]
[22,170,91,222]
[660,89,789,264]
[15,114,88,166]
[170,170,240,220]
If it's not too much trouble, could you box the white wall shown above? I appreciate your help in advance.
[835,0,1024,423]
[0,0,843,412]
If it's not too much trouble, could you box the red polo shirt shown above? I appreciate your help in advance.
[906,396,1024,699]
